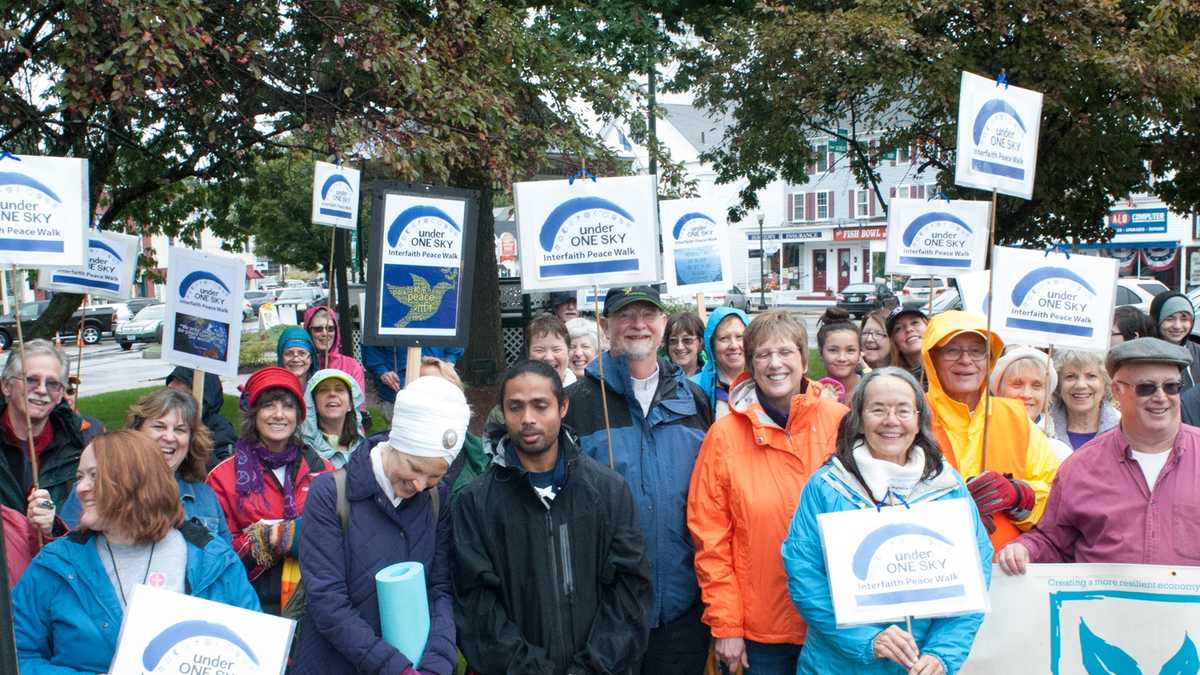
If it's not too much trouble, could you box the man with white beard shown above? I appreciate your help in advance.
[563,286,714,675]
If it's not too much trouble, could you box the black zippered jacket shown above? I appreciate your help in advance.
[452,426,652,675]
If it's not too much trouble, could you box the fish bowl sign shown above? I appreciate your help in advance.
[819,498,988,626]
[660,198,732,295]
[514,175,661,292]
[311,160,361,229]
[0,152,89,266]
[885,198,990,276]
[162,247,245,378]
[955,71,1043,200]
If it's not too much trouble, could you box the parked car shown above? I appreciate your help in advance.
[115,303,166,350]
[244,290,274,316]
[1115,277,1169,315]
[899,276,951,308]
[273,286,325,312]
[930,289,963,315]
[126,297,161,316]
[0,300,118,350]
[87,301,132,326]
[836,283,899,318]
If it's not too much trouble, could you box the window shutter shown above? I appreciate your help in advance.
[848,190,855,217]
[808,160,816,175]
[787,193,794,222]
[910,144,917,163]
[869,189,876,217]
[828,191,836,219]
[915,185,926,199]
[828,150,835,169]
[890,187,897,199]
[806,193,816,222]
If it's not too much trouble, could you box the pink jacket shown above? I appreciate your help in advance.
[302,305,366,393]
[1017,423,1200,565]
[3,505,39,587]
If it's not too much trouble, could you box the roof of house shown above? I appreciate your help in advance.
[661,103,733,155]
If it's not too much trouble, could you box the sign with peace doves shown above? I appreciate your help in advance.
[659,198,733,295]
[110,585,294,675]
[0,152,89,266]
[311,160,361,229]
[363,183,478,347]
[885,198,991,276]
[818,499,988,626]
[37,230,140,300]
[987,246,1117,351]
[955,71,1043,199]
[514,175,661,292]
[161,247,245,378]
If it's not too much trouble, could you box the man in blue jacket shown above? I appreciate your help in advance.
[562,286,714,675]
[360,341,463,423]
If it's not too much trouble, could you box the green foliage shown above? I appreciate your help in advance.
[77,386,240,433]
[240,324,288,368]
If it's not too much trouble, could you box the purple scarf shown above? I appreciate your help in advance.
[234,438,301,520]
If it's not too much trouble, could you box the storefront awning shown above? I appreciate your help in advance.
[1067,240,1179,250]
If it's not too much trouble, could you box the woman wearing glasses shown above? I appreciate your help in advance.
[781,368,991,675]
[664,311,706,377]
[688,311,847,674]
[859,309,892,370]
[276,326,317,391]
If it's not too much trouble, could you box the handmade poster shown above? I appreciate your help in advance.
[955,269,990,315]
[0,152,89,266]
[110,584,294,675]
[514,175,661,292]
[955,71,1044,199]
[37,230,140,300]
[963,564,1200,674]
[161,247,245,378]
[659,198,732,295]
[818,498,988,626]
[885,198,991,276]
[364,183,478,347]
[311,160,361,229]
[576,286,607,312]
[988,246,1117,351]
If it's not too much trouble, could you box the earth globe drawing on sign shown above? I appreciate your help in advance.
[383,265,459,329]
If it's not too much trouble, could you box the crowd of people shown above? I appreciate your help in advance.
[2,282,1199,674]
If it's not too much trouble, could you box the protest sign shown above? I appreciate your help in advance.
[964,563,1200,674]
[955,269,991,315]
[161,247,245,378]
[885,198,991,276]
[576,286,607,313]
[818,498,988,626]
[988,246,1117,351]
[0,152,88,266]
[514,175,660,292]
[659,198,732,295]
[311,160,361,229]
[111,585,294,675]
[364,182,478,347]
[37,230,140,300]
[955,71,1043,199]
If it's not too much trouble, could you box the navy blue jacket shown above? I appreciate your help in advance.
[563,354,712,627]
[293,444,455,675]
[360,344,463,403]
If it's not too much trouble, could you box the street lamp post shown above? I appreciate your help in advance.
[756,212,766,310]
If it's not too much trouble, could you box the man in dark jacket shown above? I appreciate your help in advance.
[453,360,652,675]
[563,287,712,675]
[166,366,236,469]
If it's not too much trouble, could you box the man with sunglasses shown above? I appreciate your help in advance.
[1000,338,1200,573]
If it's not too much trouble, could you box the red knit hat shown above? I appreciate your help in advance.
[242,366,305,420]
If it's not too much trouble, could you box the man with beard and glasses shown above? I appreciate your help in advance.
[453,360,651,675]
[563,286,713,674]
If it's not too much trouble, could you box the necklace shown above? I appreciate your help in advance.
[103,536,156,609]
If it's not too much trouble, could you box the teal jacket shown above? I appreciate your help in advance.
[301,368,369,469]
[689,306,749,415]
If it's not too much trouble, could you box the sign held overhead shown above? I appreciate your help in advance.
[955,71,1044,200]
[0,153,89,266]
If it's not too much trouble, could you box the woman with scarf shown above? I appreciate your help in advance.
[781,368,991,674]
[207,366,332,614]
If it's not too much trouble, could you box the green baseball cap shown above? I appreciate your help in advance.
[603,286,666,317]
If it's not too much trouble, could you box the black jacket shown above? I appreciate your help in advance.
[452,428,652,675]
[166,367,236,468]
[0,399,86,513]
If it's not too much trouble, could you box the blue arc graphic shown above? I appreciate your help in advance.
[89,239,122,261]
[539,197,635,252]
[671,212,716,240]
[0,171,62,203]
[178,270,232,297]
[852,523,953,581]
[972,99,1027,144]
[386,205,460,248]
[902,212,973,246]
[1011,267,1096,306]
[320,174,353,199]
[142,620,259,669]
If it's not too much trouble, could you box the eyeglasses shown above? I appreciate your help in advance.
[865,405,918,421]
[861,330,887,340]
[309,325,335,334]
[668,336,698,348]
[752,347,800,364]
[937,345,989,363]
[1114,380,1183,397]
[10,376,65,394]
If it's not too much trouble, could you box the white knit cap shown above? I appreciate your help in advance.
[989,346,1057,396]
[388,376,471,463]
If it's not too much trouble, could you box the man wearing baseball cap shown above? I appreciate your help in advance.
[563,285,713,674]
[549,291,580,323]
[1000,338,1200,573]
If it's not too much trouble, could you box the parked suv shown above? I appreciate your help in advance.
[900,277,951,308]
[0,300,118,350]
[836,283,899,317]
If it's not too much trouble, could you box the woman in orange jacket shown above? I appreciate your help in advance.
[688,310,848,674]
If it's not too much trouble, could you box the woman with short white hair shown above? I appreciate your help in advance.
[565,317,601,379]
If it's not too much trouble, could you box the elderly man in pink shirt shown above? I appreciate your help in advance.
[999,337,1200,574]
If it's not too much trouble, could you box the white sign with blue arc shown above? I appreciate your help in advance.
[514,175,661,292]
[377,193,465,337]
[0,152,89,266]
[660,197,732,295]
[885,198,990,276]
[37,229,140,300]
[161,247,245,378]
[819,498,988,626]
[311,160,361,229]
[954,71,1043,200]
[988,246,1118,351]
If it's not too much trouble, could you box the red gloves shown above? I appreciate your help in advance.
[967,471,1035,533]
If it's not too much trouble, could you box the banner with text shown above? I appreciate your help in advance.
[885,198,991,276]
[818,498,988,626]
[37,230,140,300]
[311,160,361,229]
[659,198,733,295]
[955,71,1043,200]
[988,246,1117,351]
[0,153,89,266]
[514,175,661,292]
[162,247,245,378]
[963,563,1200,674]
